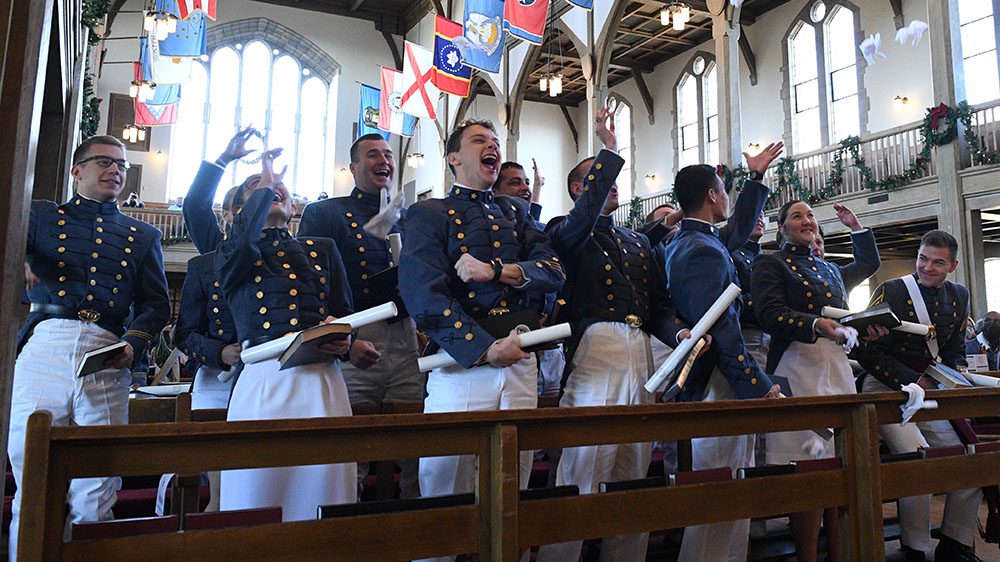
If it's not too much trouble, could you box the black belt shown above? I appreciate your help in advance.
[30,303,107,323]
[590,310,644,329]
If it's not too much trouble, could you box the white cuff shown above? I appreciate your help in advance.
[511,264,530,289]
[208,159,226,171]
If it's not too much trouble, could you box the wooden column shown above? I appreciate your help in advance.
[709,0,743,167]
[0,0,56,503]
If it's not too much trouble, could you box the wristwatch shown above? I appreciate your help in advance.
[747,170,764,182]
[490,258,504,282]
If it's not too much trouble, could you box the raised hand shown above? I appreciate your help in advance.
[531,158,545,204]
[219,126,260,165]
[743,141,784,175]
[258,148,286,191]
[595,107,617,152]
[833,203,863,231]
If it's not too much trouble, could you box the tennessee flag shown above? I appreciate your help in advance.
[176,0,216,20]
[567,0,593,8]
[504,0,549,45]
[433,16,472,98]
[379,67,417,137]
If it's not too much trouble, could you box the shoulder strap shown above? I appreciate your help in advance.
[900,274,939,360]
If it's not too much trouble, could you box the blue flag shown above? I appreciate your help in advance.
[155,0,207,57]
[359,84,390,141]
[567,0,593,8]
[455,0,504,73]
[133,62,182,105]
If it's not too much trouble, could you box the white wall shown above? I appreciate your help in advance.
[96,0,397,203]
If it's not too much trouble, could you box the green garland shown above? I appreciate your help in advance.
[624,195,645,231]
[82,0,112,46]
[957,101,1000,166]
[719,163,749,194]
[79,0,112,136]
[774,156,835,204]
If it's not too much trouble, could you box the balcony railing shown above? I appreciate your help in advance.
[120,207,301,247]
[969,100,1000,165]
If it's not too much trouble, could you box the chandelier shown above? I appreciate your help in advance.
[406,153,426,168]
[143,9,178,41]
[129,79,156,103]
[660,2,692,31]
[122,124,146,144]
[539,24,564,97]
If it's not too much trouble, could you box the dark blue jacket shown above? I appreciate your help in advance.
[664,218,773,401]
[400,187,564,368]
[183,161,227,254]
[298,187,405,311]
[214,188,353,344]
[855,274,969,389]
[20,196,170,366]
[174,252,238,370]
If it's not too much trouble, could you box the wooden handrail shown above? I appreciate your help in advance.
[17,388,1000,561]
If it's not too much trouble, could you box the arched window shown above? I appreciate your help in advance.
[167,39,338,202]
[607,94,634,199]
[784,1,864,153]
[959,0,1000,104]
[674,53,718,170]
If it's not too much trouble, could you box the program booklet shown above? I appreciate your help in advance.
[836,303,902,333]
[278,323,352,370]
[76,341,129,378]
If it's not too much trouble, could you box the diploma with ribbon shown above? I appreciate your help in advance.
[417,323,572,372]
[240,302,399,365]
[822,306,930,337]
[645,283,742,394]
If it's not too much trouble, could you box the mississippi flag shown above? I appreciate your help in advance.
[400,41,439,120]
[379,67,417,137]
[135,100,178,126]
[567,0,593,8]
[504,0,549,45]
[176,0,216,20]
[433,16,472,98]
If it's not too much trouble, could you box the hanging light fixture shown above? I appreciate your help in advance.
[539,75,549,92]
[122,124,144,144]
[549,74,563,97]
[143,5,178,42]
[661,2,692,31]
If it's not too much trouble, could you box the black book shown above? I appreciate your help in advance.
[76,341,129,378]
[836,303,902,333]
[736,464,796,479]
[277,323,352,371]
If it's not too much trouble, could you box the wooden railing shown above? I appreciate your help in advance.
[969,100,1000,166]
[611,191,675,226]
[17,388,1000,561]
[120,208,302,246]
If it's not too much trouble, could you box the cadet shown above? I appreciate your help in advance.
[8,135,170,557]
[215,150,356,521]
[298,133,423,498]
[399,120,564,562]
[663,146,782,562]
[856,230,983,562]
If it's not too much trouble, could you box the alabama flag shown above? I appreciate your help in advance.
[379,67,417,137]
[176,0,217,20]
[400,41,440,120]
[504,0,549,44]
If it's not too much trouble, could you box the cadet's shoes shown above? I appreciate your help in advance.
[933,535,983,562]
[900,544,926,562]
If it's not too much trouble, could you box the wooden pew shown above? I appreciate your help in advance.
[17,388,1000,561]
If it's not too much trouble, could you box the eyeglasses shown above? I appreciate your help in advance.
[74,156,131,170]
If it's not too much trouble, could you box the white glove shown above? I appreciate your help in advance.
[363,187,404,240]
[836,326,860,352]
[900,382,938,425]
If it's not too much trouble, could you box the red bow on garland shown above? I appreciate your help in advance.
[929,103,949,129]
[716,164,725,178]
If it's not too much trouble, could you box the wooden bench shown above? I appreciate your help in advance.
[18,388,1000,561]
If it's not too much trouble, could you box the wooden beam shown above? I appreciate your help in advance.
[383,32,402,70]
[888,0,904,29]
[248,0,406,35]
[630,68,655,126]
[431,0,445,16]
[738,31,758,86]
[349,0,366,11]
[559,104,580,153]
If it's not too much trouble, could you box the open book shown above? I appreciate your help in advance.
[836,303,902,333]
[278,323,352,370]
[76,341,129,378]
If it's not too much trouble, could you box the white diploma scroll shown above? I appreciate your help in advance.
[388,233,402,266]
[821,306,930,337]
[645,283,743,394]
[240,302,398,365]
[417,323,572,373]
[965,372,1000,387]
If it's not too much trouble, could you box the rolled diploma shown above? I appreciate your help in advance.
[645,283,743,393]
[821,306,930,336]
[965,372,1000,387]
[240,302,399,365]
[417,322,573,373]
[388,233,402,265]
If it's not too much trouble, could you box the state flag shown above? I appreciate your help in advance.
[400,41,439,120]
[132,62,181,105]
[567,0,593,8]
[379,67,417,137]
[135,100,179,126]
[457,0,504,73]
[359,84,390,141]
[155,0,207,57]
[433,16,472,98]
[140,36,193,84]
[503,0,549,45]
[176,0,217,20]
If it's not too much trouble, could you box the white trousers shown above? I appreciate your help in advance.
[7,319,131,560]
[537,323,653,562]
[678,370,756,562]
[862,375,983,551]
[417,355,538,562]
[191,365,234,410]
[340,318,424,499]
[221,358,356,522]
[537,344,566,396]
